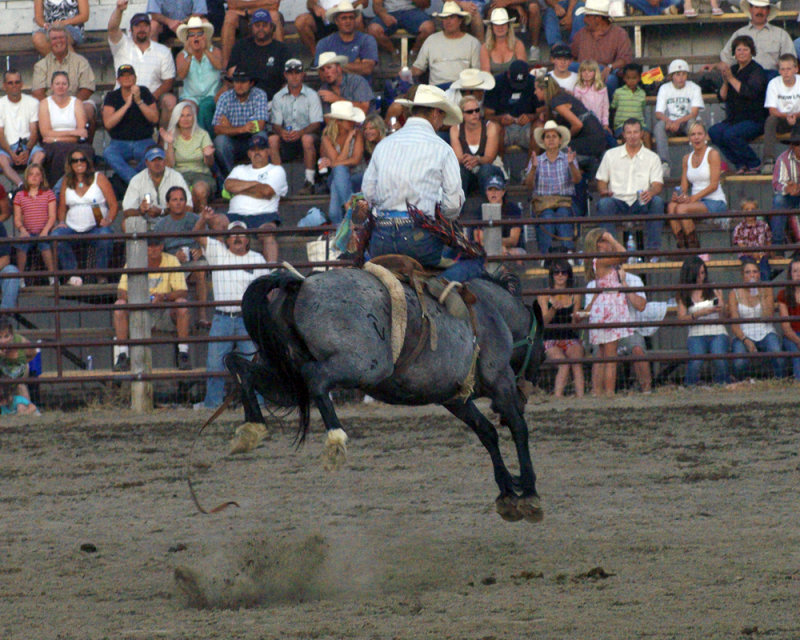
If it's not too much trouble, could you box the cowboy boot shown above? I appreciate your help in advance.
[675,230,686,249]
[686,230,700,248]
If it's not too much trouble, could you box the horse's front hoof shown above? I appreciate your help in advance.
[517,495,544,523]
[228,422,267,455]
[495,495,523,522]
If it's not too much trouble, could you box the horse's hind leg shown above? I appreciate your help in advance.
[443,399,523,522]
[224,353,268,454]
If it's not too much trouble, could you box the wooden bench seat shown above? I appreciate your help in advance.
[614,10,798,26]
[19,283,118,299]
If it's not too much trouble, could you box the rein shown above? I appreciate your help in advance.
[512,304,539,381]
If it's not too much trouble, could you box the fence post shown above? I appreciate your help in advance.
[126,216,152,411]
[481,202,503,257]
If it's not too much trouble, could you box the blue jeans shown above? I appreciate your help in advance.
[769,193,797,247]
[595,196,665,249]
[783,336,800,380]
[731,332,784,379]
[626,0,680,14]
[214,134,250,176]
[327,165,357,225]
[102,138,153,184]
[708,120,763,171]
[204,313,257,408]
[686,333,730,385]
[543,0,585,45]
[536,206,575,253]
[1,264,20,310]
[51,225,114,272]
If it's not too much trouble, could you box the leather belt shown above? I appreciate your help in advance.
[215,310,242,317]
[374,216,413,227]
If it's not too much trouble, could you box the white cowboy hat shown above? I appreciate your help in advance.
[739,0,778,21]
[450,68,496,91]
[395,84,463,126]
[575,0,611,18]
[324,100,366,123]
[484,7,516,25]
[176,16,214,44]
[315,51,350,68]
[533,120,571,150]
[326,0,362,22]
[433,1,472,24]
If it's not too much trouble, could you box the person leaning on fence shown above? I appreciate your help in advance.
[777,255,800,381]
[193,211,272,408]
[113,237,192,372]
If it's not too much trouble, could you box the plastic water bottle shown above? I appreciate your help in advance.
[29,340,42,376]
[86,355,93,371]
[626,232,637,264]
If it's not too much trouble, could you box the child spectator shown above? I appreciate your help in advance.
[574,59,610,136]
[732,199,773,282]
[653,59,704,178]
[0,382,39,416]
[0,316,37,404]
[610,63,650,147]
[12,164,57,283]
[762,53,800,174]
[548,43,578,93]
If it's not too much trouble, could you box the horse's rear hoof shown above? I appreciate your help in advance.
[518,495,544,523]
[495,495,523,522]
[229,422,267,455]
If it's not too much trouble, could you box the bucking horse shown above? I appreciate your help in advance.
[224,262,546,523]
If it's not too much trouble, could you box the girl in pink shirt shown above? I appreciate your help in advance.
[573,60,611,135]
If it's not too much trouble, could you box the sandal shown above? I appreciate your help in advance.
[711,6,724,14]
[684,8,698,16]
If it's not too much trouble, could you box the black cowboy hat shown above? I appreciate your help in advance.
[784,122,800,145]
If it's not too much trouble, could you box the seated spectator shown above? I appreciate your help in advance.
[161,101,216,212]
[0,382,39,416]
[102,65,160,186]
[683,0,721,18]
[728,257,784,379]
[212,70,270,175]
[570,0,632,94]
[525,120,580,254]
[175,17,223,133]
[108,0,177,129]
[268,59,324,195]
[676,255,730,386]
[537,258,585,397]
[317,52,373,116]
[122,146,193,231]
[444,68,496,109]
[762,53,800,175]
[411,2,481,88]
[595,118,664,255]
[37,71,91,187]
[314,1,378,79]
[319,101,365,224]
[522,1,543,62]
[573,59,611,137]
[192,210,272,408]
[32,0,89,56]
[295,0,365,57]
[31,27,97,143]
[221,1,285,67]
[0,70,46,190]
[485,60,540,152]
[353,113,386,189]
[51,151,118,285]
[667,121,725,250]
[0,316,37,404]
[710,35,767,174]
[610,63,649,146]
[147,0,209,42]
[470,170,525,256]
[721,0,793,76]
[225,9,288,101]
[153,186,208,328]
[733,198,773,282]
[548,43,578,92]
[113,237,192,372]
[771,122,800,248]
[367,0,435,59]
[12,164,56,283]
[480,8,526,75]
[540,0,585,49]
[450,96,503,195]
[625,0,679,16]
[777,255,800,381]
[0,191,21,310]
[222,132,288,262]
[653,59,704,178]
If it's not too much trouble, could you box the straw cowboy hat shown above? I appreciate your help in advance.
[315,51,350,68]
[176,16,214,44]
[576,0,611,18]
[484,7,516,25]
[433,1,472,24]
[326,0,362,22]
[324,100,366,123]
[533,120,571,149]
[450,68,496,91]
[395,84,463,126]
[739,0,779,21]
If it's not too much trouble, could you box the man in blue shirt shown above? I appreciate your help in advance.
[484,60,541,150]
[314,1,378,80]
[147,0,208,42]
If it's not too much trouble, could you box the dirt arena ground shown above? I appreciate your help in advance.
[1,386,799,639]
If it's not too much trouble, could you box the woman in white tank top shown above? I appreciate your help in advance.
[666,121,727,250]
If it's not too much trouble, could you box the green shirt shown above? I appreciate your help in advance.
[173,129,213,178]
[611,85,647,131]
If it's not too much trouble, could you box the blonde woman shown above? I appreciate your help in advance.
[319,101,365,224]
[479,8,526,75]
[450,95,503,194]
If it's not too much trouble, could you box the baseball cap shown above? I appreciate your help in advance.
[228,220,248,231]
[116,64,135,77]
[550,43,572,59]
[144,146,166,162]
[250,8,272,23]
[508,60,529,89]
[130,12,150,27]
[485,173,507,190]
[248,133,269,149]
[285,58,304,72]
[667,59,690,75]
[231,69,251,81]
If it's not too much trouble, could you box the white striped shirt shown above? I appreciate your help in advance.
[109,34,176,94]
[362,117,464,220]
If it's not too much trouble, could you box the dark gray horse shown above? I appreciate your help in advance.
[225,267,545,523]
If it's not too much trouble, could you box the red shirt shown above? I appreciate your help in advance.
[13,189,55,235]
[777,289,800,333]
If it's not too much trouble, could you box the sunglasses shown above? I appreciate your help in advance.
[70,156,87,163]
[463,108,481,114]
[188,31,206,37]
[552,269,569,275]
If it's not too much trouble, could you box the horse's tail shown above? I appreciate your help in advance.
[242,271,311,443]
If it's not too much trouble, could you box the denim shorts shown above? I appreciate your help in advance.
[15,233,52,252]
[227,212,281,228]
[371,9,431,35]
[0,144,45,163]
[701,198,727,213]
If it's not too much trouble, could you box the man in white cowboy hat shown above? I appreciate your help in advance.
[368,0,435,58]
[314,1,378,79]
[146,0,208,42]
[296,0,367,57]
[719,0,793,73]
[412,1,481,87]
[317,51,373,115]
[444,67,495,106]
[225,9,289,100]
[570,0,632,92]
[362,85,482,282]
